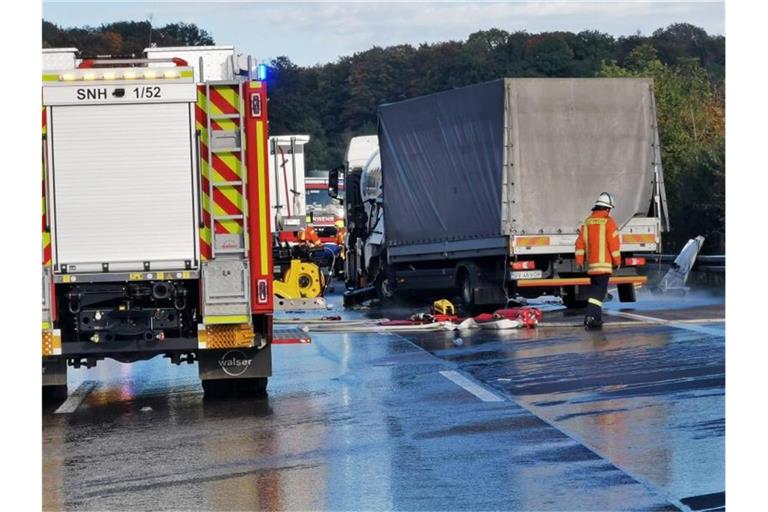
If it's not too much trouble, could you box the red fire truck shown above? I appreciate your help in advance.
[42,46,274,398]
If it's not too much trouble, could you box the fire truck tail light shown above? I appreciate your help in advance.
[163,70,179,79]
[82,72,97,80]
[624,257,646,266]
[102,71,117,80]
[123,71,138,80]
[257,279,268,303]
[60,72,76,81]
[143,70,157,79]
[250,93,262,118]
[512,260,536,270]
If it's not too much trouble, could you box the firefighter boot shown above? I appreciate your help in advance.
[584,316,603,330]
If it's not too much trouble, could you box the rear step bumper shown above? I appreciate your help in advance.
[516,276,647,288]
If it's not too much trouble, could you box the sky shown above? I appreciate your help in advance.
[42,1,725,66]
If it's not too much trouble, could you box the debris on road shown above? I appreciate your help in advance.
[295,307,543,333]
[653,235,706,296]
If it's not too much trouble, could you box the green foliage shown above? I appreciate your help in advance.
[599,44,725,252]
[264,23,723,252]
[524,33,575,76]
[42,20,724,251]
[42,20,213,56]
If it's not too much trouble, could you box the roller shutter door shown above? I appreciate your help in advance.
[49,102,198,271]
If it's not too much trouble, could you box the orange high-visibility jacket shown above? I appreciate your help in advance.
[575,209,621,275]
[298,226,322,247]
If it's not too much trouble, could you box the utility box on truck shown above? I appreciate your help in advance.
[145,45,237,82]
[41,47,274,398]
[43,48,78,71]
[345,78,668,307]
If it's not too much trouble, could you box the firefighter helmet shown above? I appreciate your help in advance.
[594,192,615,209]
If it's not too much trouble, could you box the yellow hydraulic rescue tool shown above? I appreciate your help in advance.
[273,259,324,299]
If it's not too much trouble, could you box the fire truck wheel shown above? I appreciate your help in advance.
[236,378,268,396]
[42,385,68,403]
[202,378,267,398]
[202,379,234,398]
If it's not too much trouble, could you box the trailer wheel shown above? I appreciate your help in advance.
[375,274,395,303]
[459,270,474,306]
[617,283,637,302]
[562,297,587,309]
[562,287,587,309]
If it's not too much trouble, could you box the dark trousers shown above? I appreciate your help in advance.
[585,274,610,323]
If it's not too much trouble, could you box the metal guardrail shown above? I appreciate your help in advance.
[647,254,725,273]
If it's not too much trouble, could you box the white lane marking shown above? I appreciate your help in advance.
[54,381,97,414]
[604,309,725,336]
[439,370,505,402]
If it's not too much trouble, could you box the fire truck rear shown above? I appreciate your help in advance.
[41,48,273,398]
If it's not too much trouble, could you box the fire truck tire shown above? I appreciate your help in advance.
[42,385,68,403]
[202,379,234,398]
[238,377,268,396]
[202,378,268,398]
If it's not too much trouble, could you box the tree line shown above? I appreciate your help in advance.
[43,20,213,56]
[42,21,724,252]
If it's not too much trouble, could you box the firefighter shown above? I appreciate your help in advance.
[334,221,346,247]
[575,192,622,330]
[297,225,322,247]
[335,225,347,259]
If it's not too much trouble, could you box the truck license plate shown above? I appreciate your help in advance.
[510,270,542,280]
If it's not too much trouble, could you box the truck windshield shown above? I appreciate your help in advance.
[306,189,338,208]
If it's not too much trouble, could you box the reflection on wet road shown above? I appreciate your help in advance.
[43,291,723,511]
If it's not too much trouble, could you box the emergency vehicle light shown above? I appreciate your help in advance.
[56,68,186,81]
[257,63,268,81]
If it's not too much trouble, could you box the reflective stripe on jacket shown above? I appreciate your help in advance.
[575,210,621,275]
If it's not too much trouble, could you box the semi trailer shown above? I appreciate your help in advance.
[338,78,669,308]
[42,47,274,398]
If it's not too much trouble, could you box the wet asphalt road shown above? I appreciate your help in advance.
[43,288,724,511]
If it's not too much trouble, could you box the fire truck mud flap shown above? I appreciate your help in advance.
[198,345,272,382]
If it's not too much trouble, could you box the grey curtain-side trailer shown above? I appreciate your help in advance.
[343,78,668,308]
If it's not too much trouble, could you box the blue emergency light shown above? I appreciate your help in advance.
[257,64,268,81]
